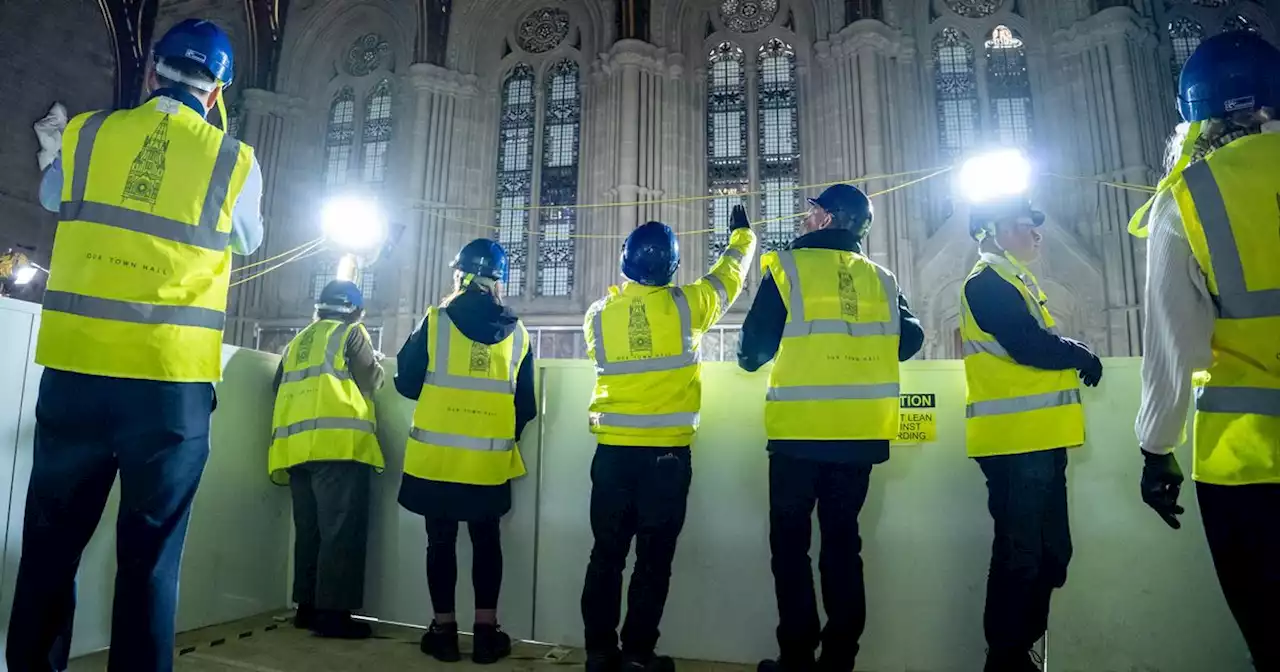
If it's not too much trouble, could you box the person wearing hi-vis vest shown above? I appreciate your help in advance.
[737,183,923,672]
[960,197,1102,672]
[269,280,385,639]
[8,19,263,672]
[395,239,536,665]
[581,207,757,672]
[1132,33,1280,671]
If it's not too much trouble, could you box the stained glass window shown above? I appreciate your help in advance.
[933,28,978,157]
[706,42,748,266]
[1222,14,1258,33]
[985,26,1032,146]
[537,60,581,297]
[944,0,1002,18]
[1169,17,1203,82]
[757,38,800,252]
[310,258,376,305]
[495,64,536,297]
[324,87,355,186]
[362,79,393,183]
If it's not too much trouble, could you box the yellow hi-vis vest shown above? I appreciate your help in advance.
[404,306,529,486]
[269,320,383,485]
[36,97,254,383]
[585,227,757,448]
[762,249,902,441]
[1167,132,1280,485]
[961,255,1084,457]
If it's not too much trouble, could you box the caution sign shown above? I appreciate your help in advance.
[895,393,937,444]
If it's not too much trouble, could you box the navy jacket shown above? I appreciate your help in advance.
[394,288,538,442]
[963,266,1092,372]
[737,228,925,466]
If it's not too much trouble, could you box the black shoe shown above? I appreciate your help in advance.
[984,649,1040,672]
[311,610,372,639]
[472,623,512,664]
[587,650,622,672]
[293,604,316,630]
[420,621,461,662]
[760,657,815,672]
[623,654,675,672]
[817,649,856,672]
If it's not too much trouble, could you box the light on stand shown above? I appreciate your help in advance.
[336,254,358,282]
[320,195,388,253]
[13,265,39,286]
[956,149,1032,204]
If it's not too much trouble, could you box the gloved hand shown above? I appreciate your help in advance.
[1140,449,1185,530]
[1077,353,1103,387]
[729,204,750,232]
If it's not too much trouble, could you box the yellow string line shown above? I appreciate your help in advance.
[867,166,955,198]
[408,166,950,214]
[230,245,328,288]
[232,237,325,273]
[1041,171,1158,194]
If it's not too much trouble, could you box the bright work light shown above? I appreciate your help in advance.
[321,196,387,253]
[957,149,1032,204]
[12,266,38,286]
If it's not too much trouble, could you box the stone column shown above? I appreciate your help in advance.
[810,21,923,297]
[1051,7,1169,355]
[225,87,308,347]
[383,63,482,348]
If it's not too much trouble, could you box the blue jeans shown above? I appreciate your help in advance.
[6,369,213,672]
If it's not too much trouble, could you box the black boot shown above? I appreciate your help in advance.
[984,649,1040,672]
[420,621,461,662]
[311,609,372,639]
[472,623,512,664]
[293,604,316,630]
[587,649,621,672]
[623,653,675,672]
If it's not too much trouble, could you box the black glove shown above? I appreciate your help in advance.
[1064,339,1103,387]
[729,204,750,232]
[1140,449,1185,530]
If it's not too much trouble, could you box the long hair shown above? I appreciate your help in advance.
[439,270,502,307]
[1164,108,1275,176]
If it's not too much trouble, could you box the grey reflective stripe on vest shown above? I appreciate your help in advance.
[43,290,226,330]
[966,389,1082,418]
[592,287,699,376]
[704,272,729,315]
[273,417,376,439]
[426,309,522,393]
[280,324,353,384]
[408,428,514,452]
[724,248,745,263]
[591,411,700,428]
[776,251,901,338]
[962,340,1009,358]
[766,382,900,402]
[1183,160,1280,319]
[64,108,237,251]
[1195,386,1280,416]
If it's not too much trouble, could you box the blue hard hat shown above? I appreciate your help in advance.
[620,222,680,286]
[318,280,364,312]
[1178,31,1280,122]
[808,183,873,227]
[153,19,235,87]
[452,238,509,281]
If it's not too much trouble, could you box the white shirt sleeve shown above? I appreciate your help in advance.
[230,157,264,256]
[1134,193,1217,454]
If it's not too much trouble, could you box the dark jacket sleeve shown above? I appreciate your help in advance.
[898,294,924,362]
[514,349,537,441]
[737,271,786,372]
[394,315,430,400]
[272,359,283,394]
[964,267,1089,371]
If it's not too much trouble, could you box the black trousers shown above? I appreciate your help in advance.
[1197,482,1280,671]
[769,453,871,670]
[7,370,213,672]
[976,448,1071,663]
[581,444,692,657]
[290,461,371,611]
[425,517,503,614]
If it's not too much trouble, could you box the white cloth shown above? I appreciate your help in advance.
[34,102,67,170]
[1136,124,1280,454]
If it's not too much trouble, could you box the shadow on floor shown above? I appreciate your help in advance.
[67,613,755,672]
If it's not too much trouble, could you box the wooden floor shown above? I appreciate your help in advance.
[66,612,755,672]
